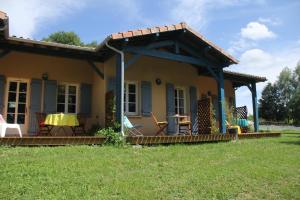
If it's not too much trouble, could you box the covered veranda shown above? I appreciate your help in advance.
[96,22,264,134]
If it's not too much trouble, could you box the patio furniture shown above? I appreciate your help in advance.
[234,106,249,133]
[0,114,22,137]
[226,120,241,135]
[70,113,87,136]
[171,114,191,135]
[36,112,53,136]
[178,115,192,135]
[124,116,143,136]
[151,112,168,136]
[44,113,79,135]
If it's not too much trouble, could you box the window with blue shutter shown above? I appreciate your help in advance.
[80,83,92,116]
[166,83,176,134]
[0,75,5,114]
[189,86,197,134]
[141,81,152,116]
[28,79,42,134]
[44,80,57,114]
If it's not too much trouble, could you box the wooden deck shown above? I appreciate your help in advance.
[126,134,235,145]
[0,136,107,146]
[0,132,281,146]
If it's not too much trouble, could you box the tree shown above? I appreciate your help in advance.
[259,83,278,121]
[276,67,295,122]
[290,87,300,125]
[42,31,97,47]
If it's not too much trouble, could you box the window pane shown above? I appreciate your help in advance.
[69,86,76,95]
[57,95,65,103]
[128,103,136,113]
[175,90,178,98]
[18,93,26,103]
[17,114,25,124]
[129,94,136,102]
[179,90,184,98]
[6,113,15,123]
[68,104,76,113]
[7,102,16,113]
[128,84,136,93]
[179,99,184,107]
[68,95,76,104]
[179,108,184,115]
[57,104,65,113]
[9,82,17,92]
[58,85,65,94]
[8,92,16,102]
[18,104,25,113]
[19,83,27,93]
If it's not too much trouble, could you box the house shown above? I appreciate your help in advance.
[0,11,266,136]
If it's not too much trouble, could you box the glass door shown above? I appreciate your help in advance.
[5,79,29,134]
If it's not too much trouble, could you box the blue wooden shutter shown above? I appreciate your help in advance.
[107,77,116,95]
[80,83,92,116]
[44,80,57,114]
[28,79,42,135]
[189,86,197,134]
[0,75,5,114]
[141,81,152,117]
[166,83,175,134]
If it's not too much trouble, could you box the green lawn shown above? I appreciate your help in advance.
[0,133,299,200]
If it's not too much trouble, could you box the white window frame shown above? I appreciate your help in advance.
[174,87,186,115]
[124,81,139,116]
[57,83,79,114]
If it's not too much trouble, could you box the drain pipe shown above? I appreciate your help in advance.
[105,41,125,137]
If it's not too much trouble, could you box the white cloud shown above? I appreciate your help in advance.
[258,17,281,26]
[169,0,264,30]
[231,46,300,113]
[241,22,276,40]
[0,0,86,38]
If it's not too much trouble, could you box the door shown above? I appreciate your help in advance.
[4,79,29,135]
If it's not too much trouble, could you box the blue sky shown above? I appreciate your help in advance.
[1,0,300,113]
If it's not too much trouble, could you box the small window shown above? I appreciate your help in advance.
[57,83,78,114]
[124,81,138,115]
[174,87,185,115]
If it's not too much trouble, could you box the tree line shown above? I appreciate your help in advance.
[259,63,300,125]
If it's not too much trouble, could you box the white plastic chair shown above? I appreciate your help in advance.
[0,114,22,137]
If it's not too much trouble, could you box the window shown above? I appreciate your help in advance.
[124,82,138,115]
[174,87,185,115]
[57,83,78,114]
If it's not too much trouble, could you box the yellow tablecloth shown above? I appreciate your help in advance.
[44,113,79,126]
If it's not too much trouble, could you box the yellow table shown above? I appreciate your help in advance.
[45,113,79,126]
[45,113,79,135]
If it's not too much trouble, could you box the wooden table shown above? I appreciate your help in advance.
[44,113,79,135]
[170,114,189,134]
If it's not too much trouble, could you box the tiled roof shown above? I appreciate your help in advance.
[109,22,239,64]
[224,70,267,82]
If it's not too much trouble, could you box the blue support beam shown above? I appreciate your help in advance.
[87,60,104,79]
[115,54,124,130]
[251,82,259,132]
[123,46,218,72]
[217,69,226,134]
[124,40,176,69]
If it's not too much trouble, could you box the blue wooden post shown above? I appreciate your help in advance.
[115,54,124,132]
[217,69,226,134]
[251,82,259,132]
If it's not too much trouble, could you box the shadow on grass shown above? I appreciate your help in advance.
[280,141,300,145]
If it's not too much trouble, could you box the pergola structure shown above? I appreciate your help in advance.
[96,23,266,133]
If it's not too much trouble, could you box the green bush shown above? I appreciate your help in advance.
[96,127,124,146]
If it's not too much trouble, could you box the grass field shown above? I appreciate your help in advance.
[0,132,299,199]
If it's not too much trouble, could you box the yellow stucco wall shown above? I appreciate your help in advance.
[0,51,234,135]
[0,51,105,135]
[105,54,234,135]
